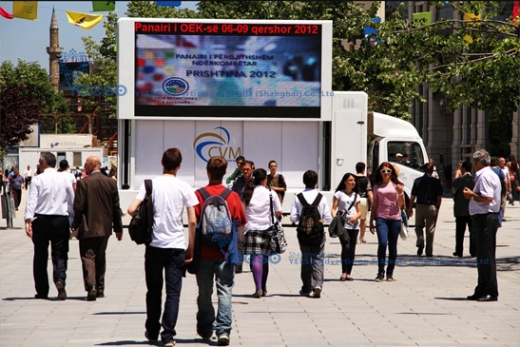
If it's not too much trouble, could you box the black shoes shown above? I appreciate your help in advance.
[478,295,498,302]
[34,294,48,299]
[87,286,97,301]
[56,282,67,300]
[467,294,498,302]
[375,273,384,282]
[417,246,424,256]
[96,290,105,298]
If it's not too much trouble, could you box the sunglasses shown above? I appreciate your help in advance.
[380,169,393,174]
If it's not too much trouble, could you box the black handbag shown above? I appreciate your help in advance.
[267,191,287,254]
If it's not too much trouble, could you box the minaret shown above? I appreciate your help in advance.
[46,8,63,92]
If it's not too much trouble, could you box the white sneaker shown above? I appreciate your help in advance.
[313,287,322,298]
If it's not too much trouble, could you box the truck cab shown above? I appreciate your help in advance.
[367,112,428,201]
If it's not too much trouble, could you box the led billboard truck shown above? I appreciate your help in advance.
[117,18,428,211]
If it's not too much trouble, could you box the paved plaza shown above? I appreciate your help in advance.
[1,195,519,346]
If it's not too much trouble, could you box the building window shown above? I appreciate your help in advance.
[73,152,82,167]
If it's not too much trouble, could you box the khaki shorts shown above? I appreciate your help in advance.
[360,197,368,220]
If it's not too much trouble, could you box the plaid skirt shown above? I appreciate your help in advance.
[241,229,272,256]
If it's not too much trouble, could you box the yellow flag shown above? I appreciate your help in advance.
[464,12,481,43]
[66,10,103,30]
[13,1,38,21]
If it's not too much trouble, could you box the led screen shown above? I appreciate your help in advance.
[133,22,324,118]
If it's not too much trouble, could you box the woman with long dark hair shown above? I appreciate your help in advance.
[241,168,282,298]
[369,162,405,282]
[331,173,361,281]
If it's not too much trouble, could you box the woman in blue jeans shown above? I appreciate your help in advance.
[369,162,405,281]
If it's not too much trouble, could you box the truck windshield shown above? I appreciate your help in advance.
[387,141,425,170]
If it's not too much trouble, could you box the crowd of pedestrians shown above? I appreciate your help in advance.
[16,148,516,346]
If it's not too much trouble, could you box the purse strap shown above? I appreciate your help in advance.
[269,189,275,225]
[345,192,357,214]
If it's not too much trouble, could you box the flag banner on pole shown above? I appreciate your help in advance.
[13,1,38,20]
[464,12,481,43]
[66,10,103,30]
[92,1,115,12]
[412,12,432,25]
[157,1,182,7]
[364,18,381,46]
[513,0,520,25]
[0,6,13,19]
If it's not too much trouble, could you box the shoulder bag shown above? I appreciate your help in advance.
[267,191,287,254]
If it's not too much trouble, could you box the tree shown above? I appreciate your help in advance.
[0,60,70,159]
[89,0,519,125]
[0,82,41,159]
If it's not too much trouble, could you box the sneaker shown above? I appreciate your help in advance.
[386,275,395,282]
[217,332,230,346]
[144,331,158,344]
[299,289,311,297]
[312,287,322,298]
[164,341,175,347]
[252,289,263,298]
[56,281,67,300]
[375,273,384,282]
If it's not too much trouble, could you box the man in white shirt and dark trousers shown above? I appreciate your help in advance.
[128,148,199,347]
[290,170,332,298]
[463,149,501,302]
[24,152,75,300]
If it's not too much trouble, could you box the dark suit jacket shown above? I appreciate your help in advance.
[73,172,123,238]
[452,173,475,217]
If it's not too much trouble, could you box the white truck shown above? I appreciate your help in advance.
[115,18,428,211]
[116,91,428,212]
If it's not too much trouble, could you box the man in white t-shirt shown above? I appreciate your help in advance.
[24,165,32,190]
[128,148,199,347]
[58,160,77,193]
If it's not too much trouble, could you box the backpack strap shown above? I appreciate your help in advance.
[219,188,232,201]
[145,179,153,196]
[197,187,211,201]
[311,193,323,207]
[297,193,309,207]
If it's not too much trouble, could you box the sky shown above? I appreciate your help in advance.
[0,1,198,72]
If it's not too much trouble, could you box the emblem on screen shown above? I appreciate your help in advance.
[162,77,189,96]
[193,127,241,163]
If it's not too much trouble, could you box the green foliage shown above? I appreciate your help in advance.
[75,12,119,119]
[83,0,519,126]
[0,60,69,114]
[0,60,72,158]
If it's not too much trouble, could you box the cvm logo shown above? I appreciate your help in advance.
[193,127,241,163]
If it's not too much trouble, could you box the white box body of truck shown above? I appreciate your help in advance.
[117,92,429,212]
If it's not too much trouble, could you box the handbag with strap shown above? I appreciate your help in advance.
[267,191,287,254]
[329,192,357,241]
[399,208,409,241]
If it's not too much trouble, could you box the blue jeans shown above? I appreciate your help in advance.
[145,246,185,343]
[375,218,401,276]
[195,259,235,337]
